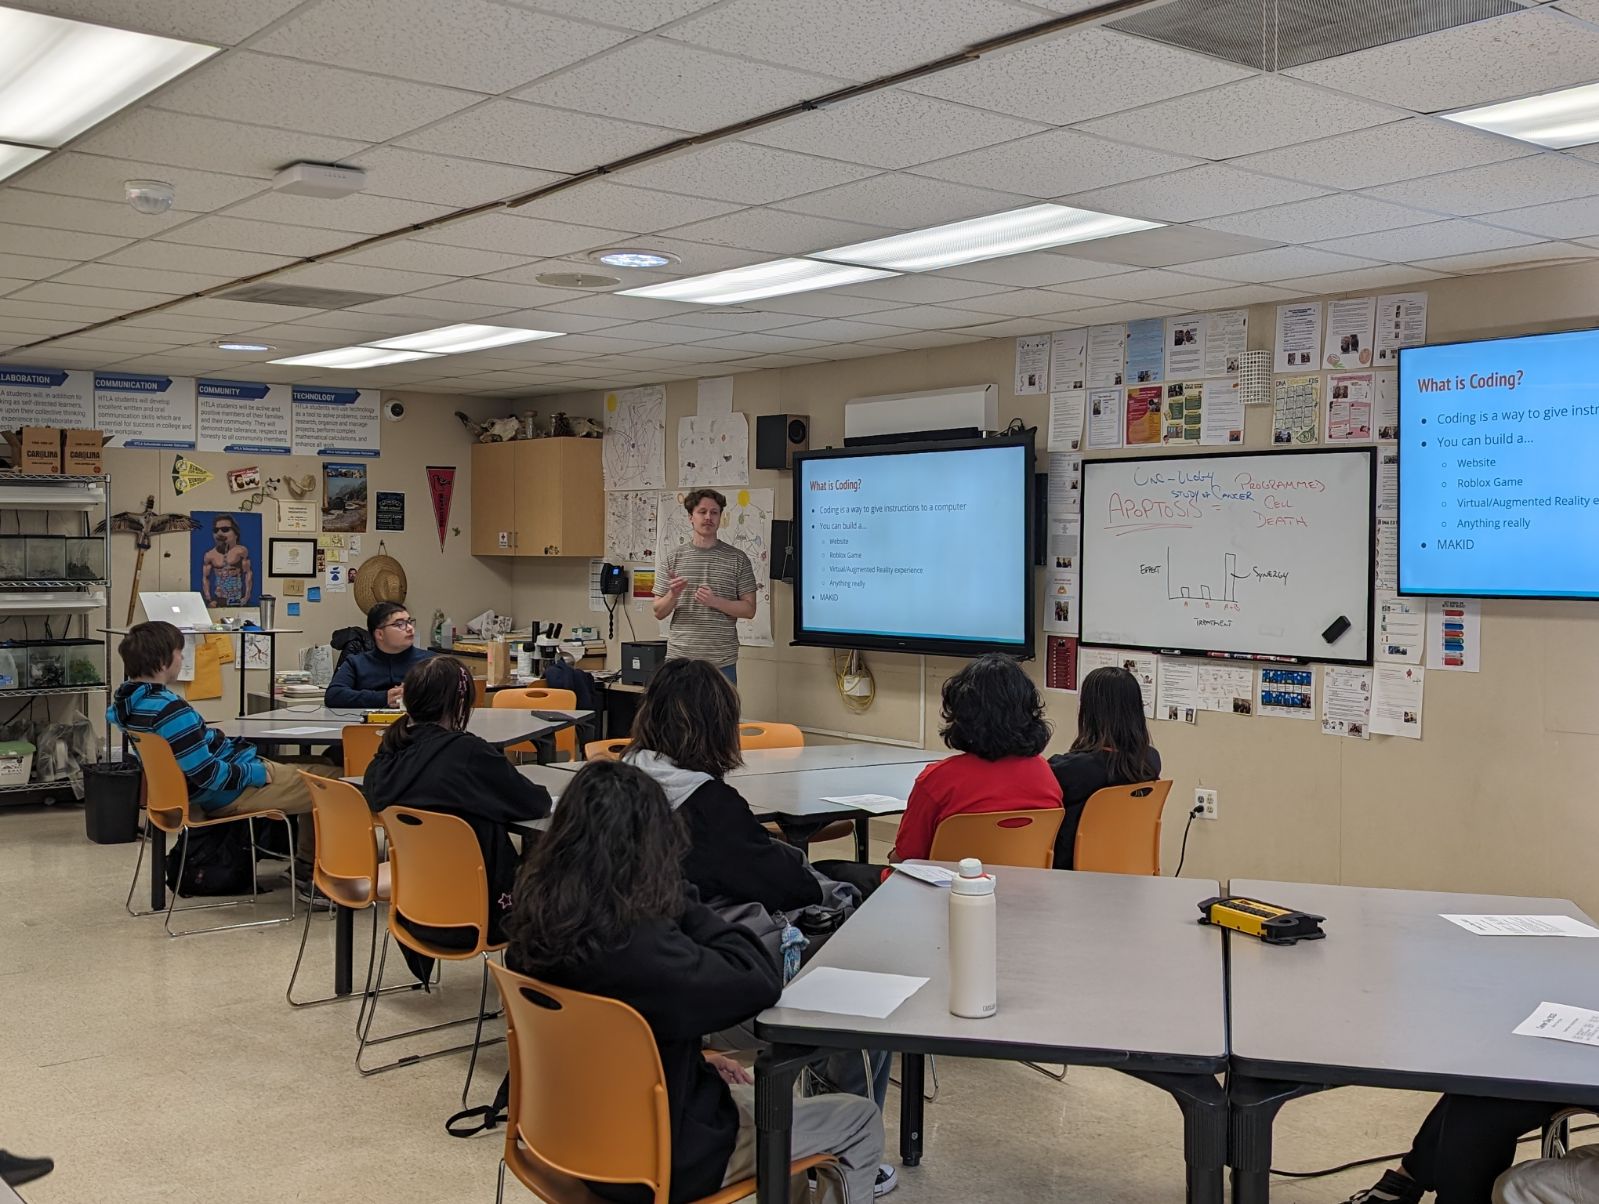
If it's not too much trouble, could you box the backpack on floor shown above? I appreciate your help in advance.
[165,823,256,897]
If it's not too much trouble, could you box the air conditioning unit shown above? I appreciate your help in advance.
[843,384,997,445]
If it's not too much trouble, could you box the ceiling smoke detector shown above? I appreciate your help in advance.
[124,179,174,215]
[536,271,621,289]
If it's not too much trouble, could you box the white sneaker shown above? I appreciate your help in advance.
[873,1164,898,1197]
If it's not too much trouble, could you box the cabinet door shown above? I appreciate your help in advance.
[513,439,562,555]
[470,442,518,556]
[555,437,604,556]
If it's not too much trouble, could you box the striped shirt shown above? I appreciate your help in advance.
[655,539,756,668]
[108,681,267,810]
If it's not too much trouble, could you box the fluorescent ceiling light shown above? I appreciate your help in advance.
[369,324,564,354]
[0,8,217,147]
[813,204,1163,273]
[1443,80,1599,149]
[619,258,897,305]
[0,142,48,183]
[269,346,442,369]
[213,341,274,353]
[592,248,678,269]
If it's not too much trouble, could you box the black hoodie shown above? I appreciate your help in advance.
[363,723,551,942]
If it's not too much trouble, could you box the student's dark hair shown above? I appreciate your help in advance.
[379,656,472,756]
[118,621,185,679]
[629,657,742,777]
[508,759,687,972]
[939,653,1052,760]
[682,488,726,514]
[1069,666,1157,785]
[366,600,409,636]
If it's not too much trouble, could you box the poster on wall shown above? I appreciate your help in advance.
[190,511,262,608]
[0,366,93,429]
[376,491,405,531]
[603,384,666,491]
[291,385,381,457]
[321,462,368,532]
[427,466,455,553]
[197,379,293,454]
[93,372,197,448]
[677,413,749,486]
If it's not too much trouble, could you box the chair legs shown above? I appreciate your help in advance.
[285,900,423,1017]
[127,814,300,937]
[1021,1061,1069,1082]
[355,931,503,1080]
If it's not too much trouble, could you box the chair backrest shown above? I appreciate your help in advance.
[125,730,190,833]
[380,806,493,954]
[472,676,487,708]
[342,723,384,777]
[1074,780,1172,875]
[928,807,1065,869]
[494,687,579,758]
[488,961,672,1203]
[585,738,631,761]
[737,721,804,750]
[298,772,380,907]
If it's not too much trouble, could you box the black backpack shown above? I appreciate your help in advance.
[164,823,256,896]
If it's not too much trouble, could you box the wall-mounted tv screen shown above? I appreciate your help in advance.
[1399,328,1599,598]
[791,434,1034,657]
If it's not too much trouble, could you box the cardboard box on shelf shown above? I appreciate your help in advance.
[4,428,62,475]
[64,429,104,475]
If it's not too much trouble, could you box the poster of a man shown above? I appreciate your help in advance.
[190,512,262,608]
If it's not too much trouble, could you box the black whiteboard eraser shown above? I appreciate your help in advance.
[1322,615,1351,644]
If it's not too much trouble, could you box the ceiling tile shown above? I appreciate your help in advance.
[1063,226,1280,267]
[658,207,896,254]
[1230,118,1536,191]
[73,110,368,179]
[739,291,907,318]
[1365,155,1599,217]
[911,128,1198,198]
[0,224,129,261]
[951,315,1071,337]
[534,294,702,321]
[1059,164,1329,225]
[509,0,722,32]
[1272,265,1451,295]
[689,332,828,354]
[1076,75,1402,160]
[408,279,590,309]
[0,349,113,369]
[101,242,296,276]
[8,281,176,310]
[512,182,743,233]
[587,236,773,275]
[831,274,1006,304]
[1314,220,1542,263]
[344,147,564,207]
[861,302,1056,330]
[252,0,628,92]
[12,154,265,214]
[1025,301,1180,327]
[518,37,847,130]
[931,290,1085,318]
[337,239,538,278]
[0,299,128,323]
[664,0,1051,80]
[350,296,523,323]
[1477,196,1599,238]
[0,191,189,238]
[1150,284,1303,309]
[0,316,80,336]
[3,0,304,43]
[1173,246,1384,283]
[168,298,331,323]
[1410,242,1599,273]
[1065,270,1233,302]
[156,215,352,256]
[713,352,824,369]
[593,320,729,344]
[906,26,1255,125]
[0,254,75,282]
[49,263,230,296]
[1202,194,1431,242]
[416,213,632,257]
[747,92,1047,170]
[118,313,276,335]
[215,190,454,235]
[19,333,177,355]
[288,309,453,335]
[273,262,456,296]
[634,343,756,362]
[485,257,669,292]
[665,309,808,332]
[773,174,1031,229]
[936,253,1134,288]
[398,100,684,173]
[1286,7,1599,112]
[615,141,878,205]
[861,329,989,350]
[762,317,907,343]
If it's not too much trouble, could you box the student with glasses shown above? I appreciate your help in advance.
[326,601,435,710]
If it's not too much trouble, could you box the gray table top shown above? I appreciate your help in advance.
[757,865,1227,1071]
[217,706,589,749]
[548,744,951,777]
[1229,878,1599,1103]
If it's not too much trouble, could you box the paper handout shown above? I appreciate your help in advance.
[777,967,930,1020]
[1442,914,1599,938]
[1512,1001,1599,1047]
[819,794,906,815]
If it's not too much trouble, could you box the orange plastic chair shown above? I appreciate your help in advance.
[1074,781,1173,875]
[342,723,384,777]
[495,686,579,760]
[121,730,298,937]
[360,806,507,1107]
[585,738,631,761]
[928,807,1065,869]
[488,962,844,1204]
[473,676,488,708]
[737,721,804,750]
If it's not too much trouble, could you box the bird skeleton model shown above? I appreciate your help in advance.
[95,496,200,625]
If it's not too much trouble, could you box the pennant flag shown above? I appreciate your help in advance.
[426,465,455,553]
[171,455,213,495]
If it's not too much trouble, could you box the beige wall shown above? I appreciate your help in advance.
[515,260,1599,917]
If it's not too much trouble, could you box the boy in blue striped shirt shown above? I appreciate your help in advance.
[108,621,316,871]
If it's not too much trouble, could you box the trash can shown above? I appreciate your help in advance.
[84,761,141,844]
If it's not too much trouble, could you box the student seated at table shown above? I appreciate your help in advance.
[364,657,551,978]
[1496,1140,1599,1204]
[1048,665,1161,870]
[109,620,317,875]
[325,602,433,710]
[888,654,1062,864]
[506,759,884,1204]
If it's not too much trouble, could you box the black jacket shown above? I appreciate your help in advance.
[680,779,824,914]
[1048,747,1162,870]
[364,723,551,942]
[507,901,781,1204]
[326,644,434,709]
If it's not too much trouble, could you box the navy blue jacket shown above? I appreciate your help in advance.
[325,645,434,709]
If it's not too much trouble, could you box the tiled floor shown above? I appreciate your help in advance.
[4,803,1456,1203]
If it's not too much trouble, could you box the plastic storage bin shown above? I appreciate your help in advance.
[0,536,22,582]
[65,537,103,581]
[25,535,65,581]
[65,642,102,686]
[0,739,35,786]
[27,645,66,688]
[0,645,23,690]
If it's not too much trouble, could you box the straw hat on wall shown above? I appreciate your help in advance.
[353,541,407,613]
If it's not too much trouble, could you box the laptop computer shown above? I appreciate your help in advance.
[139,591,217,631]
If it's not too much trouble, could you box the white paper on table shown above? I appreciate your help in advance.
[696,376,733,416]
[1086,323,1126,389]
[1323,295,1377,371]
[1048,390,1085,452]
[1371,664,1424,738]
[1165,314,1205,380]
[1204,309,1247,378]
[1321,666,1372,739]
[893,863,958,887]
[1442,914,1599,938]
[1155,659,1200,724]
[778,967,930,1020]
[1086,387,1124,449]
[819,794,906,815]
[1512,1001,1599,1047]
[1377,595,1425,663]
[1426,598,1481,673]
[1375,292,1428,366]
[264,726,342,736]
[1015,334,1050,394]
[1050,328,1087,391]
[1374,372,1398,442]
[1275,301,1323,374]
[1200,377,1244,445]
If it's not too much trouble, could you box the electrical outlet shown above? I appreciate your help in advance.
[1195,788,1218,821]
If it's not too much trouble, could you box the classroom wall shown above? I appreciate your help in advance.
[515,259,1599,917]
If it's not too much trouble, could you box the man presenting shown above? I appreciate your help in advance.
[653,489,757,684]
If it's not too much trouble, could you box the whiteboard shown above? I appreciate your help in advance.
[1080,449,1375,663]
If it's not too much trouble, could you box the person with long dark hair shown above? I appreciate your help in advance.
[888,654,1062,863]
[506,760,883,1204]
[1048,665,1162,870]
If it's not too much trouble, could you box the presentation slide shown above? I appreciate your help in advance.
[1400,329,1599,597]
[796,441,1030,649]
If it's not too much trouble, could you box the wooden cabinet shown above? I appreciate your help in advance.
[470,437,603,558]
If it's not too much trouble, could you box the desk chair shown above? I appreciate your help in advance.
[1544,1107,1599,1158]
[1074,781,1172,875]
[487,962,845,1204]
[928,807,1065,869]
[359,807,505,1107]
[738,721,803,749]
[585,738,631,761]
[341,724,383,777]
[472,676,488,708]
[495,687,579,761]
[121,730,297,938]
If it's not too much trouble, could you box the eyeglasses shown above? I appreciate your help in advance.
[382,618,415,630]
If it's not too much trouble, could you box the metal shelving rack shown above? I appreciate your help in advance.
[0,471,110,801]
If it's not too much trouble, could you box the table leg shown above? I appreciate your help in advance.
[853,815,871,863]
[149,827,167,911]
[899,1052,925,1166]
[1124,1069,1228,1204]
[334,905,354,997]
[755,1044,805,1203]
[1229,1075,1329,1204]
